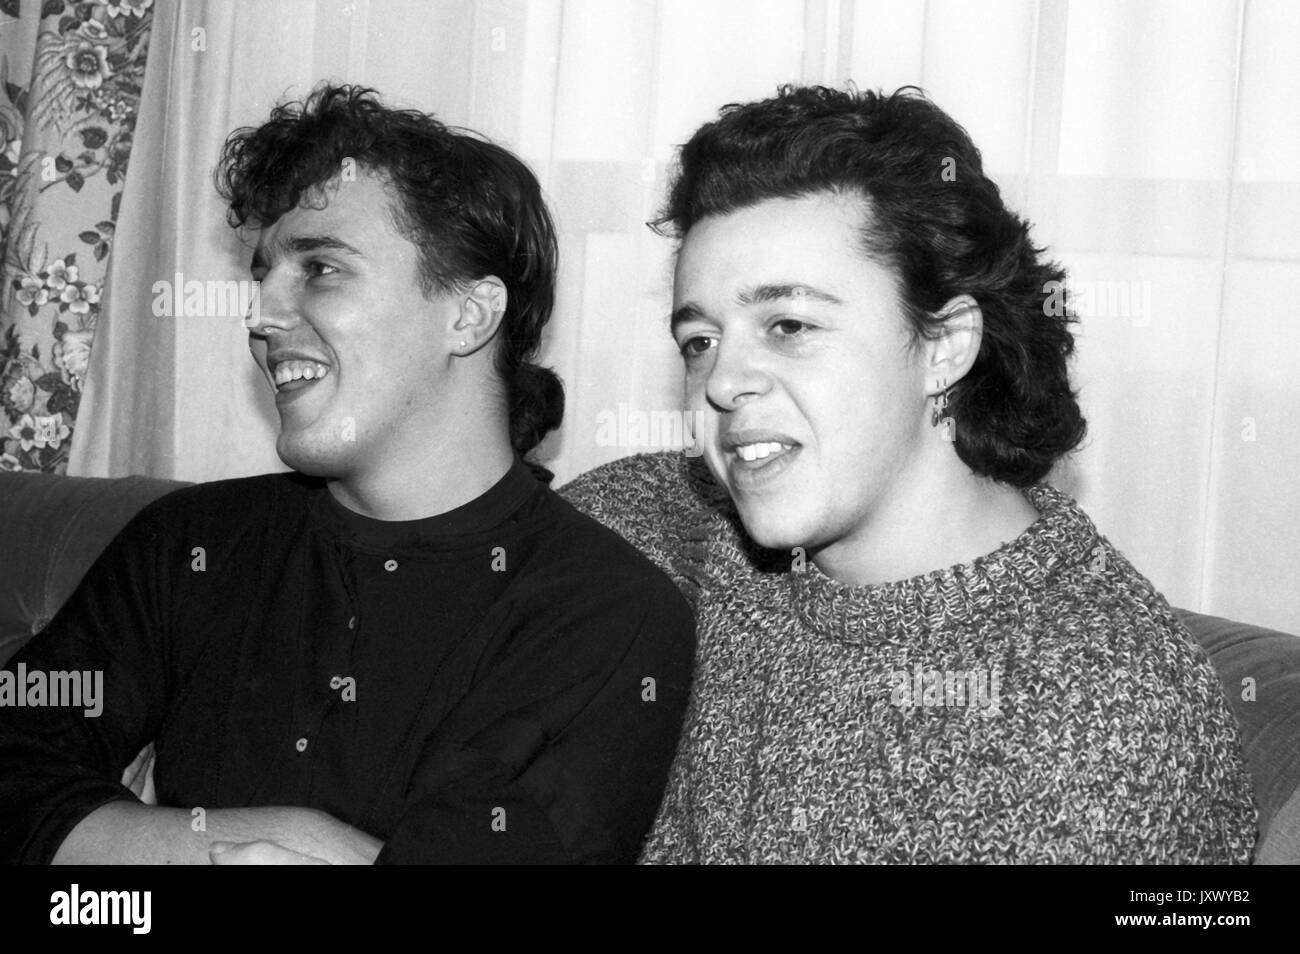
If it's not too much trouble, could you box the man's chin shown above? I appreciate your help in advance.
[276,434,356,478]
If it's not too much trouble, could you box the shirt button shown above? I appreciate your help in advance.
[347,616,356,630]
[384,559,398,572]
[329,676,342,690]
[295,737,308,753]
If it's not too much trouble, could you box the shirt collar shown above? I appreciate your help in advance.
[313,455,544,553]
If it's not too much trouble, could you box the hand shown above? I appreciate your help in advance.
[121,743,157,805]
[209,840,329,865]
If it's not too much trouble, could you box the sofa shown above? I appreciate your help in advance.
[2,469,1299,863]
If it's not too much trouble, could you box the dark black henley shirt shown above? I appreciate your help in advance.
[0,457,695,864]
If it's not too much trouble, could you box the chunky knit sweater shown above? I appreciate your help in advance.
[559,452,1257,864]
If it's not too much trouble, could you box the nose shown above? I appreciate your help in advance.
[703,335,771,412]
[243,266,299,340]
[244,267,299,389]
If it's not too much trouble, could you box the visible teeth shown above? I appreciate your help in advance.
[273,360,331,387]
[735,441,789,461]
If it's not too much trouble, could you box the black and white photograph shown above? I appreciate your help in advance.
[0,0,1293,924]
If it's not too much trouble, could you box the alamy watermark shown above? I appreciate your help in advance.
[50,884,150,934]
[595,403,705,456]
[0,663,102,717]
[151,272,260,320]
[889,664,1002,716]
[1043,279,1152,327]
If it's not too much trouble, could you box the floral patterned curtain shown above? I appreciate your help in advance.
[0,0,151,474]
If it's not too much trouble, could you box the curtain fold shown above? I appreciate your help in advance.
[60,0,1300,635]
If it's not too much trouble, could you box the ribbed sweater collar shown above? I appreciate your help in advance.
[691,482,1103,643]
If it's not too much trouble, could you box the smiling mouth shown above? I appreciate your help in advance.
[277,377,321,395]
[732,440,795,463]
[722,439,801,490]
[272,361,331,393]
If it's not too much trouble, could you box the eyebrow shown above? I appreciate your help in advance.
[670,283,845,333]
[250,235,365,272]
[739,283,844,307]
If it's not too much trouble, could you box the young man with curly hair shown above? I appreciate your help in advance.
[560,85,1257,864]
[0,85,694,865]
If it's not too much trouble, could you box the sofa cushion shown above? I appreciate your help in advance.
[0,472,189,665]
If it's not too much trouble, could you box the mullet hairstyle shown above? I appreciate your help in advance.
[655,85,1085,486]
[215,83,563,474]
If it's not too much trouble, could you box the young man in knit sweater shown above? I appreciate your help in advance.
[559,86,1257,863]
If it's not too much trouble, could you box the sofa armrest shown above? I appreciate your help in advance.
[1255,788,1300,864]
[0,472,190,664]
[1177,607,1300,864]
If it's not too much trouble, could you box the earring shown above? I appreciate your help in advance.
[931,379,956,442]
[458,340,467,349]
[930,379,949,427]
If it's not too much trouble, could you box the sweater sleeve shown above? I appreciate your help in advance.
[376,556,696,864]
[1068,608,1257,864]
[990,555,1258,864]
[0,503,174,864]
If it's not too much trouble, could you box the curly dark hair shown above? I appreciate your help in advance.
[214,83,563,466]
[656,85,1085,486]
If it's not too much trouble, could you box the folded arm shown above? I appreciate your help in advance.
[1,501,378,865]
[53,800,380,865]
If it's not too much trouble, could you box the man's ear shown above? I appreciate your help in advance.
[451,277,508,355]
[922,294,982,393]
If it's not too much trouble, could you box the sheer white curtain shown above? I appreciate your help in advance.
[68,0,1300,634]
